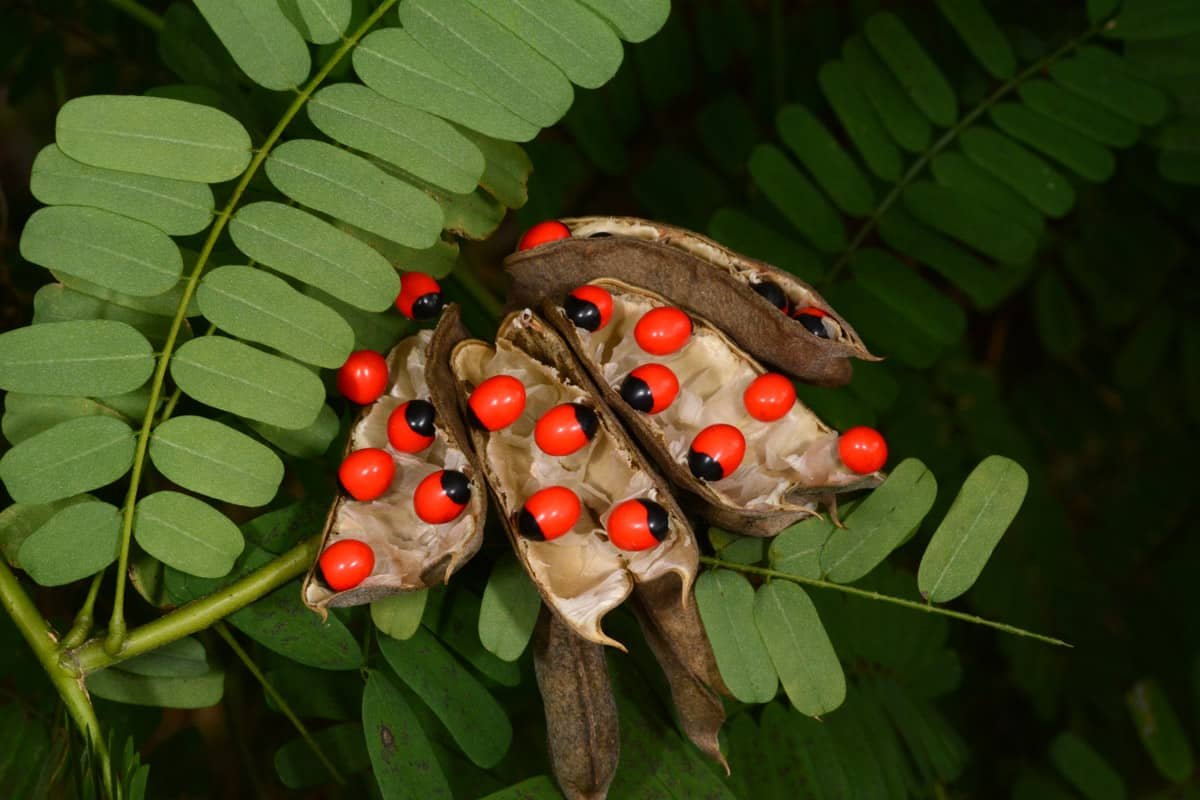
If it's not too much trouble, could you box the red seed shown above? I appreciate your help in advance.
[387,399,436,453]
[518,220,572,251]
[619,363,680,415]
[337,350,389,405]
[564,284,614,332]
[634,306,693,355]
[606,498,669,551]
[395,272,444,320]
[687,424,746,481]
[838,426,887,474]
[743,373,796,422]
[534,403,599,456]
[339,448,395,501]
[468,375,526,431]
[414,469,471,524]
[517,486,582,541]
[319,539,375,591]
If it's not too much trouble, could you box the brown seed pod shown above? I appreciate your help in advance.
[448,309,698,648]
[505,215,877,387]
[302,306,487,612]
[541,280,883,537]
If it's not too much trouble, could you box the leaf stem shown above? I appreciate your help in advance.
[61,570,105,650]
[821,21,1105,286]
[103,0,164,32]
[104,0,400,655]
[452,262,505,323]
[71,534,321,676]
[699,556,1071,648]
[215,622,346,784]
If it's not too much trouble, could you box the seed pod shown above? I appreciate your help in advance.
[505,216,877,387]
[303,306,487,612]
[541,280,883,536]
[449,310,698,647]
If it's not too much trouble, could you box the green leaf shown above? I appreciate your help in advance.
[872,678,967,781]
[277,0,350,45]
[425,589,521,688]
[380,628,512,768]
[18,500,120,586]
[903,181,1037,265]
[0,496,90,568]
[265,662,361,720]
[478,553,541,662]
[170,336,325,430]
[248,404,340,458]
[770,515,837,579]
[755,581,846,717]
[308,83,484,195]
[0,320,153,397]
[1035,272,1082,357]
[960,127,1075,217]
[842,34,931,153]
[576,0,669,42]
[821,458,938,583]
[935,0,1015,79]
[372,591,428,641]
[228,201,399,312]
[1017,80,1139,148]
[749,144,846,253]
[852,248,967,345]
[479,777,561,800]
[354,28,539,142]
[134,491,244,578]
[86,664,224,708]
[197,266,354,369]
[33,285,187,349]
[864,13,957,127]
[918,456,1028,603]
[694,569,778,703]
[1127,679,1195,783]
[696,93,761,177]
[400,0,573,128]
[1088,0,1121,23]
[362,670,453,800]
[818,60,903,181]
[1106,0,1200,40]
[2,391,145,446]
[149,416,284,507]
[29,145,214,236]
[827,691,895,798]
[0,707,52,799]
[55,95,251,182]
[777,104,875,216]
[1050,47,1168,126]
[20,206,183,297]
[990,103,1115,182]
[928,152,1044,235]
[118,637,210,678]
[265,139,443,249]
[1114,310,1175,389]
[275,722,369,789]
[1049,732,1127,800]
[239,585,364,671]
[708,208,827,284]
[54,268,202,318]
[194,0,310,90]
[0,416,134,504]
[457,128,532,209]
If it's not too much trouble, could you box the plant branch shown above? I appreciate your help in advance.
[61,570,105,650]
[104,0,400,655]
[72,535,321,676]
[821,21,1105,285]
[700,557,1071,648]
[215,622,345,784]
[104,0,164,32]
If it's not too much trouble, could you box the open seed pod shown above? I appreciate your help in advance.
[541,279,884,537]
[303,306,486,612]
[505,215,877,387]
[448,309,698,648]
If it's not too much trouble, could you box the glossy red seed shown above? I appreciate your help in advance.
[319,539,375,591]
[395,272,444,320]
[534,403,599,456]
[838,426,887,474]
[338,448,395,501]
[743,373,796,422]
[606,498,669,551]
[387,399,436,453]
[564,284,614,332]
[414,469,471,524]
[518,220,571,251]
[634,306,693,355]
[687,424,746,481]
[517,485,582,541]
[468,375,526,431]
[619,363,680,415]
[337,350,389,405]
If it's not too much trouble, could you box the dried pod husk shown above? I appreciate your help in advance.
[505,215,877,387]
[540,280,883,537]
[448,310,698,648]
[533,608,620,800]
[303,306,486,612]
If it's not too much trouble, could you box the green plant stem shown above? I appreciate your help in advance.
[822,21,1104,286]
[103,0,400,655]
[61,570,105,650]
[104,0,164,32]
[0,560,112,789]
[72,535,321,676]
[699,556,1071,648]
[454,264,505,323]
[215,622,345,784]
[159,322,218,424]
